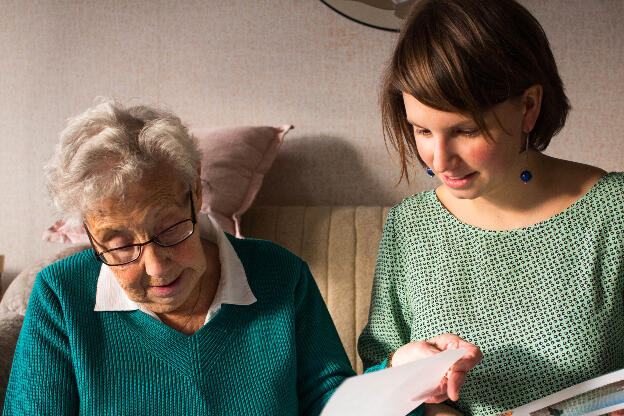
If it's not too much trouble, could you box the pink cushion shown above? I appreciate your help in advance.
[42,124,292,242]
[193,124,291,237]
[42,221,90,244]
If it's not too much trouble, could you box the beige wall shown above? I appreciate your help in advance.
[0,0,622,289]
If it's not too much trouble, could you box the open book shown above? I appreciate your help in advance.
[499,369,624,416]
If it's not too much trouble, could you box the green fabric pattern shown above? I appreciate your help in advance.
[3,235,355,415]
[358,172,624,415]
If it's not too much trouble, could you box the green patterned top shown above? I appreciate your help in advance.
[358,172,624,415]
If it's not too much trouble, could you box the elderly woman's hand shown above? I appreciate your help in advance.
[390,334,482,403]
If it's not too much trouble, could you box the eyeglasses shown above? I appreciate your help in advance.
[83,188,197,266]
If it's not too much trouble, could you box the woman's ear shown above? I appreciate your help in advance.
[194,166,203,214]
[522,84,543,133]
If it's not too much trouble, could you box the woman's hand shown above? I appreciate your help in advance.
[390,333,482,403]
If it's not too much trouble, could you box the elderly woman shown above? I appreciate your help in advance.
[4,101,480,415]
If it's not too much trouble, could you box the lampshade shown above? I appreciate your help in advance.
[321,0,417,31]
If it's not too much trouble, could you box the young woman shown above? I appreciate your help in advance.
[358,0,624,415]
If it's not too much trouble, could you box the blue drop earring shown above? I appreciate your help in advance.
[520,133,532,184]
[426,167,435,177]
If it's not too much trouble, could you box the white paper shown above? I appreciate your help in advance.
[321,348,468,416]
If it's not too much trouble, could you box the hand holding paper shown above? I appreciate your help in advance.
[392,334,483,402]
[321,348,472,416]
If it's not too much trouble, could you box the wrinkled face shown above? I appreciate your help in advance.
[84,170,207,315]
[403,93,526,201]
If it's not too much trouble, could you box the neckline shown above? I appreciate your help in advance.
[137,300,255,339]
[117,304,249,377]
[429,172,613,233]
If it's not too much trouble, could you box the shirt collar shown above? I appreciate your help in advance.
[94,213,256,324]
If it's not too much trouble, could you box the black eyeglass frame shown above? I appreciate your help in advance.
[83,188,197,266]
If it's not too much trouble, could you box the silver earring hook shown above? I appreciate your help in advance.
[525,133,530,167]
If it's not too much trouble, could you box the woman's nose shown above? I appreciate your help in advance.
[432,136,456,173]
[141,243,171,277]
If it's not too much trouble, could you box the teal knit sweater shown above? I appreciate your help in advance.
[358,172,624,415]
[3,236,355,415]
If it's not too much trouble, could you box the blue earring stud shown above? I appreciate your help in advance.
[520,170,532,183]
[426,167,435,177]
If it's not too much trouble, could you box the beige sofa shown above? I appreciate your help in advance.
[0,205,390,409]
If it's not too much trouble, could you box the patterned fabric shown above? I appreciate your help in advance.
[358,172,624,416]
[3,235,354,415]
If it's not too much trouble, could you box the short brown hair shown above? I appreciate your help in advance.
[382,0,570,182]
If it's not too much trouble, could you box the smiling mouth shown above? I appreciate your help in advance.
[445,172,475,180]
[153,274,181,288]
[441,172,478,189]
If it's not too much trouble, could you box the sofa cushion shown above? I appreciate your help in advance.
[242,205,391,374]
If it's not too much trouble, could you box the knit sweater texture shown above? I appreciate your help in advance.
[358,172,624,415]
[4,235,355,415]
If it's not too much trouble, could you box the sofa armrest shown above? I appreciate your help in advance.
[0,245,90,316]
[0,311,25,414]
[0,244,89,409]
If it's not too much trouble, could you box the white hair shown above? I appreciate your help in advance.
[45,99,201,223]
